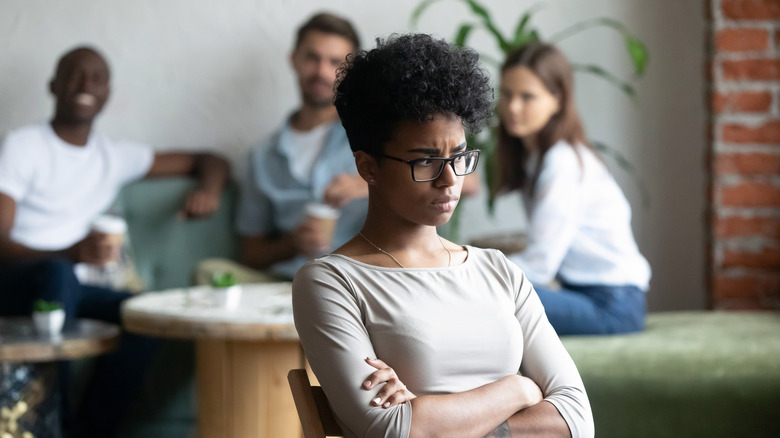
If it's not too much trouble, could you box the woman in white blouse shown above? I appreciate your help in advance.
[496,42,651,335]
[293,34,593,437]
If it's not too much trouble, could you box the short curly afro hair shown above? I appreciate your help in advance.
[334,33,493,156]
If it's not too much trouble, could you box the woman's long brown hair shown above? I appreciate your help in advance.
[495,43,588,196]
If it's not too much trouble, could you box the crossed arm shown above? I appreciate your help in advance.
[362,358,569,438]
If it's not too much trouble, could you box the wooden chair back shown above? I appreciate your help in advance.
[287,369,344,438]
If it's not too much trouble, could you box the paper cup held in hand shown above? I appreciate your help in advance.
[304,203,340,240]
[91,215,127,263]
[213,285,242,310]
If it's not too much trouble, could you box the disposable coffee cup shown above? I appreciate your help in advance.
[90,215,127,263]
[304,203,340,246]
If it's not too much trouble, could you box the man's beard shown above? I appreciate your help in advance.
[302,92,334,108]
[301,76,334,108]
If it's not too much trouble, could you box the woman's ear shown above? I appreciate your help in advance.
[354,151,378,185]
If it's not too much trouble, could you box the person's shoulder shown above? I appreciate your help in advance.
[3,124,51,146]
[464,245,527,291]
[249,123,288,160]
[293,255,357,295]
[544,140,580,163]
[464,245,514,271]
[100,134,152,152]
[539,140,587,178]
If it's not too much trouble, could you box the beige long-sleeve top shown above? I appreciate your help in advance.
[292,246,594,438]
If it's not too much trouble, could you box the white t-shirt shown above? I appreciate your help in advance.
[0,124,154,250]
[509,141,651,289]
[293,247,594,438]
[286,123,330,183]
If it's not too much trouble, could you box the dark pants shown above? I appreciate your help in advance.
[534,281,646,336]
[0,258,157,437]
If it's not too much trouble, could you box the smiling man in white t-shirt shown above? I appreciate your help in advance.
[0,46,230,436]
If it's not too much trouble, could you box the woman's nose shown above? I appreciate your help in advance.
[434,160,458,187]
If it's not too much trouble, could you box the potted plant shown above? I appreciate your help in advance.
[211,272,241,310]
[32,299,65,336]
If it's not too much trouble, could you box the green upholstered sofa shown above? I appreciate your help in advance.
[561,311,780,437]
[113,178,239,437]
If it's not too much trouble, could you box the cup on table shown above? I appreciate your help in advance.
[32,309,66,336]
[304,203,340,254]
[90,215,127,264]
[213,285,242,310]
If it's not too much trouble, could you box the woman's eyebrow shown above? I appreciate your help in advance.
[408,142,467,155]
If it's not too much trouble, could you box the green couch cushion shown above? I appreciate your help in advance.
[561,311,780,437]
[116,178,239,291]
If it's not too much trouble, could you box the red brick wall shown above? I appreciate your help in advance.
[707,0,780,309]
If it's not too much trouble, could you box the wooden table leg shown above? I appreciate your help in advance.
[196,339,303,438]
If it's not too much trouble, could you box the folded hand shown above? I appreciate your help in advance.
[361,357,417,409]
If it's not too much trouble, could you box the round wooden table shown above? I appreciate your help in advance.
[0,318,120,438]
[122,282,302,438]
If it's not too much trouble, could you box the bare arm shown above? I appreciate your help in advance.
[0,193,109,264]
[146,152,230,218]
[498,401,571,437]
[239,219,332,270]
[239,234,298,271]
[0,193,51,263]
[360,357,567,438]
[322,174,368,208]
[408,375,568,438]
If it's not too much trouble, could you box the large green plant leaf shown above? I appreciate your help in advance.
[454,23,476,47]
[625,36,648,77]
[463,0,509,52]
[572,63,637,101]
[549,17,648,77]
[511,4,545,49]
[410,0,446,28]
[410,0,510,53]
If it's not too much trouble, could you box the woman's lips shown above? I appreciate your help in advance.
[431,197,459,211]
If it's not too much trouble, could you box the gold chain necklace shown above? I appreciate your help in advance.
[358,231,452,268]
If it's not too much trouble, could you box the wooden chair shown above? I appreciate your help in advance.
[288,369,344,438]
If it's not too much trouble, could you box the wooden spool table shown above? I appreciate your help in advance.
[0,318,120,438]
[122,282,303,438]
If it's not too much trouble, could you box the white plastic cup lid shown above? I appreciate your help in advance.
[91,215,127,234]
[305,203,340,220]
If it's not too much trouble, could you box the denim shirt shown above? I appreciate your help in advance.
[236,119,368,279]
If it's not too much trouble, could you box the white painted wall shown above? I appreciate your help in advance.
[0,0,706,311]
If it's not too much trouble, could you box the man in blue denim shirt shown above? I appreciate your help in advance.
[235,13,367,279]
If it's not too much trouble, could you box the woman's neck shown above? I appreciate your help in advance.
[354,200,459,269]
[521,134,539,153]
[360,212,440,253]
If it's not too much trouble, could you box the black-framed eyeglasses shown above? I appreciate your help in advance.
[380,149,481,182]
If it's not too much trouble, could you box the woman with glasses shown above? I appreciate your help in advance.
[292,34,593,438]
[496,43,651,336]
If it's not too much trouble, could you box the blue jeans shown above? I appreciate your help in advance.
[0,258,158,437]
[534,281,646,336]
